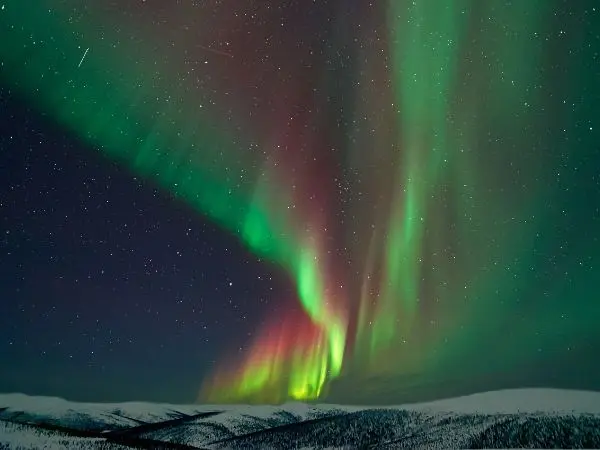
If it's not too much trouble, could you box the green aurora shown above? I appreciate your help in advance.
[1,0,598,403]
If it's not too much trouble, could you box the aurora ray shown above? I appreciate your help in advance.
[1,0,598,404]
[0,0,347,401]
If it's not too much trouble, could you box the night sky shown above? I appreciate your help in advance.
[1,1,599,405]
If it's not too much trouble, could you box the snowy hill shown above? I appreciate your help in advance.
[1,389,599,449]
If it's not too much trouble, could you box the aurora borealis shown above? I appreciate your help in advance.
[1,1,599,404]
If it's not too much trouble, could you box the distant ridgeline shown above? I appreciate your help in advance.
[1,389,600,448]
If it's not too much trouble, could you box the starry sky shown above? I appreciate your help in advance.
[1,0,599,405]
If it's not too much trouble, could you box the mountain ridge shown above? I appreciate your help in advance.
[1,388,600,449]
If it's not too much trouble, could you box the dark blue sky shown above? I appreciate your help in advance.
[0,93,296,402]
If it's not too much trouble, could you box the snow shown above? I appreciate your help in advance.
[0,420,129,449]
[2,388,600,448]
[395,388,600,415]
[3,388,600,423]
[0,392,210,431]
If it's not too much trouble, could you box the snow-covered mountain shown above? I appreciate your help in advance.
[1,389,599,449]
